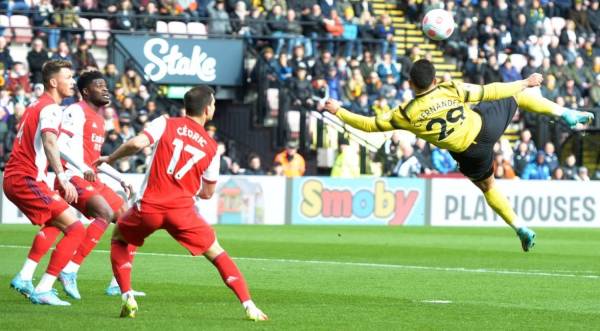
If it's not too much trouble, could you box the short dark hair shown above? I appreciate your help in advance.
[184,85,215,116]
[409,59,436,90]
[77,70,105,94]
[42,60,72,88]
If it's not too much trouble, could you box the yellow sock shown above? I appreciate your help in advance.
[483,186,519,231]
[514,89,564,117]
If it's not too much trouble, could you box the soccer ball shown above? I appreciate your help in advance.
[422,9,455,41]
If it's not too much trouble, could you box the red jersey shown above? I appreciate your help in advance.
[4,93,63,181]
[58,100,105,174]
[138,116,219,212]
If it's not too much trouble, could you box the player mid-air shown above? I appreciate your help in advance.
[324,59,595,251]
[5,60,85,306]
[95,85,268,320]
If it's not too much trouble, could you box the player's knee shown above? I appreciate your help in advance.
[204,240,224,260]
[92,207,114,223]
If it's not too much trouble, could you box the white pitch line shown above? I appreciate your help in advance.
[0,244,598,280]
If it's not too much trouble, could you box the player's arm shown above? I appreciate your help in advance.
[198,153,220,200]
[39,104,78,203]
[462,73,543,103]
[323,99,406,132]
[101,133,151,165]
[97,163,134,199]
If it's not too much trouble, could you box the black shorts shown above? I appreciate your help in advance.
[450,97,518,182]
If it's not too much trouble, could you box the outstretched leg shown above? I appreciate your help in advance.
[204,240,268,321]
[514,89,594,128]
[472,174,536,252]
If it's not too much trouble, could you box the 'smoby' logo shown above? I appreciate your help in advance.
[143,38,216,82]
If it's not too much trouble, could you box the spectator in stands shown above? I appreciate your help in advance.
[572,56,594,92]
[570,1,594,37]
[301,5,325,57]
[481,54,502,84]
[51,40,74,68]
[375,13,396,59]
[120,68,142,96]
[522,151,551,180]
[32,0,55,39]
[132,109,150,133]
[276,53,293,82]
[290,44,310,73]
[552,167,566,180]
[559,19,578,47]
[73,42,98,72]
[551,55,576,88]
[541,74,560,102]
[274,140,306,177]
[247,7,270,47]
[26,39,49,85]
[288,63,315,110]
[391,142,422,178]
[412,138,433,174]
[12,86,29,107]
[115,0,137,31]
[344,68,365,106]
[323,9,344,55]
[348,93,370,115]
[341,7,360,60]
[577,166,591,181]
[528,36,550,68]
[133,85,154,110]
[590,74,600,106]
[376,53,400,84]
[138,1,159,31]
[262,0,287,12]
[543,142,559,172]
[376,131,401,176]
[284,9,309,57]
[78,0,98,14]
[30,83,44,103]
[208,0,232,36]
[359,50,376,78]
[7,62,31,94]
[561,78,583,108]
[312,50,333,78]
[53,0,82,46]
[562,154,579,180]
[267,4,287,57]
[432,147,457,174]
[103,63,119,92]
[0,37,13,71]
[99,0,119,14]
[514,129,537,155]
[245,153,266,175]
[103,106,120,133]
[520,56,539,79]
[269,162,285,176]
[493,152,516,179]
[217,141,233,174]
[500,58,522,82]
[331,139,360,178]
[101,129,123,157]
[230,1,250,36]
[590,0,600,34]
[326,67,343,101]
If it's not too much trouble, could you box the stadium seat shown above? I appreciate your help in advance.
[287,110,300,139]
[187,22,207,39]
[167,21,188,38]
[551,17,566,36]
[9,15,32,44]
[91,18,110,47]
[0,15,12,42]
[156,20,168,34]
[78,17,95,43]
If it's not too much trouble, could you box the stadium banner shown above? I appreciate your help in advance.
[114,35,244,86]
[0,174,286,225]
[430,179,600,227]
[289,177,426,226]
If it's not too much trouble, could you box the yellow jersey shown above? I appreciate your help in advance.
[336,80,527,152]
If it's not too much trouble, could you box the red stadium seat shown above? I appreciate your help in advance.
[187,22,207,39]
[9,15,32,44]
[0,15,12,42]
[91,18,111,47]
[78,17,95,43]
[167,21,188,38]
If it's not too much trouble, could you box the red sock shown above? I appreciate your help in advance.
[46,222,85,276]
[111,240,133,293]
[27,226,61,262]
[71,218,109,265]
[211,252,251,303]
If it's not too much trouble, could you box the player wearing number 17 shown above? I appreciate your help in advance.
[95,85,268,321]
[324,59,595,251]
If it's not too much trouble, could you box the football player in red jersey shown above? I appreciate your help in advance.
[96,85,267,320]
[4,60,85,306]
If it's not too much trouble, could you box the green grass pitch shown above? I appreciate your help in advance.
[0,224,599,330]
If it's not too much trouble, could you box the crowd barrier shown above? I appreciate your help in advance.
[1,174,599,227]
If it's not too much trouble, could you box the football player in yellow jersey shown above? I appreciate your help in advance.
[324,59,595,252]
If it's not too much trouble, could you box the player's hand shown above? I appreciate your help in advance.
[59,179,78,204]
[120,181,135,200]
[93,156,111,167]
[524,73,543,87]
[83,170,96,182]
[324,99,341,114]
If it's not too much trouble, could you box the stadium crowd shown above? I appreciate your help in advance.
[0,0,598,180]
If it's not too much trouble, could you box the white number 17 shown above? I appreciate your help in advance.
[167,138,206,179]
